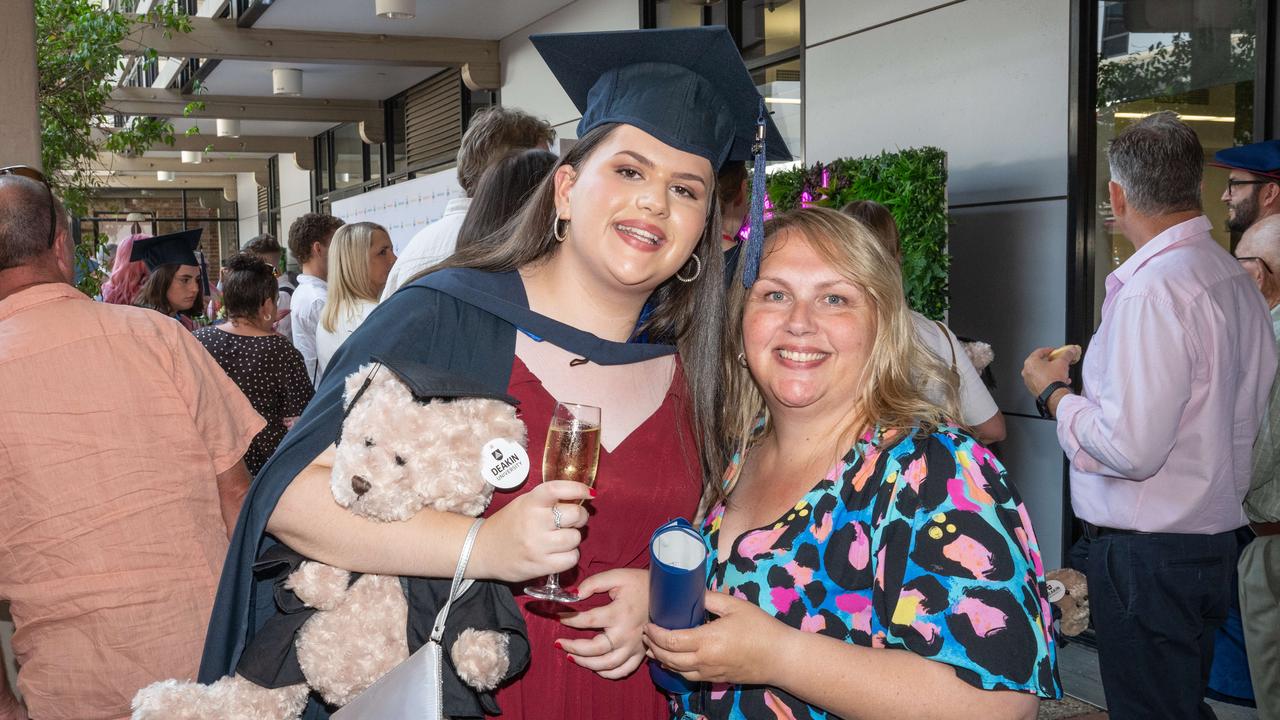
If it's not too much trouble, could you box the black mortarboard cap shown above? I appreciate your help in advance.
[128,228,203,271]
[531,27,791,287]
[1212,141,1280,180]
[530,27,791,171]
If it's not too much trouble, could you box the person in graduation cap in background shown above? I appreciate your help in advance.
[198,26,789,720]
[130,228,206,331]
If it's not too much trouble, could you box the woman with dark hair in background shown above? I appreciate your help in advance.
[842,199,1006,444]
[130,230,205,331]
[195,253,314,475]
[452,148,558,254]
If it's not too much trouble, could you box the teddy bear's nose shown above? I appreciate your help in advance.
[351,475,371,497]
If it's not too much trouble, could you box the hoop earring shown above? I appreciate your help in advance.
[736,352,747,367]
[553,217,569,242]
[676,253,702,283]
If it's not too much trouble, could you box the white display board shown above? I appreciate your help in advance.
[330,167,465,252]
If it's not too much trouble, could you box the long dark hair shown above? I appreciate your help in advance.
[426,123,727,486]
[133,263,204,318]
[222,252,278,320]
[456,148,558,253]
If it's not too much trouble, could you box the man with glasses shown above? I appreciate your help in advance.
[1233,214,1280,720]
[1214,140,1280,234]
[0,170,265,720]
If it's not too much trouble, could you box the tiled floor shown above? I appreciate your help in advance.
[1053,641,1259,720]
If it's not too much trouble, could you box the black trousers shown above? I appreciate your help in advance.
[1078,528,1238,720]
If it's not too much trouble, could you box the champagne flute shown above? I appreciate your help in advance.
[524,401,601,603]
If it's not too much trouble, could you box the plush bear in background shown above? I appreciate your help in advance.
[132,359,530,720]
[1045,567,1090,637]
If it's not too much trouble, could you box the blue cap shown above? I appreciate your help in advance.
[128,228,202,271]
[530,27,791,171]
[1212,141,1280,179]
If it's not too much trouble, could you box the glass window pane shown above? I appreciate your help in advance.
[334,123,363,189]
[388,96,408,173]
[370,142,383,183]
[740,0,801,61]
[654,0,704,28]
[754,59,801,166]
[316,136,330,195]
[1092,0,1258,327]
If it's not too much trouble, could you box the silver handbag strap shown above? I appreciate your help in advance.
[430,517,484,643]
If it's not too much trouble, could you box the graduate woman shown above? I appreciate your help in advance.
[200,27,789,719]
[129,229,206,331]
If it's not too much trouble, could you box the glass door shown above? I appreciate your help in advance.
[1089,0,1264,327]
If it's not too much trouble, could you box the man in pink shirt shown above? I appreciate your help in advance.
[1022,113,1276,720]
[0,171,264,720]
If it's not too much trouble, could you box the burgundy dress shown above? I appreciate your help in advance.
[482,356,703,719]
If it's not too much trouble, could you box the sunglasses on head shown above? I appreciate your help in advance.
[0,165,58,251]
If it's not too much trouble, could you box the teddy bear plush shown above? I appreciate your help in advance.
[132,359,530,720]
[1045,567,1089,637]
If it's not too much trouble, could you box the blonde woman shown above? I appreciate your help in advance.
[313,221,396,380]
[646,207,1060,719]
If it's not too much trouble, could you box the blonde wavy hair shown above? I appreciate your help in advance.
[716,207,958,506]
[320,221,387,333]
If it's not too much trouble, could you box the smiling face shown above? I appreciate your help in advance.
[742,230,878,421]
[166,264,201,312]
[366,229,396,294]
[552,124,713,295]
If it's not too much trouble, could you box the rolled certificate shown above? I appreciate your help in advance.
[648,518,708,694]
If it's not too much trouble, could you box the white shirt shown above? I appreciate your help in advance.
[910,311,1000,427]
[314,298,378,382]
[290,274,328,385]
[1055,215,1276,533]
[381,197,472,301]
[275,275,295,341]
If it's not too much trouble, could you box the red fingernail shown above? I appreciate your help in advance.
[554,640,563,650]
[588,488,597,498]
[566,655,576,664]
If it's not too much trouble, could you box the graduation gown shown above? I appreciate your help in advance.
[199,268,677,719]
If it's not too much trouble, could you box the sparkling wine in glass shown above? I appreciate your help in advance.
[524,401,601,603]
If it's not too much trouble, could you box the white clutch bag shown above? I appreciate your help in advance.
[332,518,484,720]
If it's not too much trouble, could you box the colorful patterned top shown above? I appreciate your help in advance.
[672,424,1062,719]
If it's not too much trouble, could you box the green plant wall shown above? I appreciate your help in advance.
[765,147,949,320]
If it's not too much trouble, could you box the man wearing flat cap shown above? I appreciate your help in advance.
[1214,139,1280,234]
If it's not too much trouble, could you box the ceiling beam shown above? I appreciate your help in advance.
[108,88,385,143]
[122,17,499,69]
[87,175,239,202]
[95,129,316,170]
[90,155,269,186]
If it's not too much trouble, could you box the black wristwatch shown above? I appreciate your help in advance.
[1036,381,1072,419]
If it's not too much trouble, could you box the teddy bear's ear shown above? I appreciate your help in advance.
[343,362,382,405]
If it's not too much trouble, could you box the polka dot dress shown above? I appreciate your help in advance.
[195,326,315,475]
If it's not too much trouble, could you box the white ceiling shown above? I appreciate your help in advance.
[252,0,577,39]
[200,60,443,100]
[130,0,577,161]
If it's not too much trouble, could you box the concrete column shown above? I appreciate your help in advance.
[0,0,42,168]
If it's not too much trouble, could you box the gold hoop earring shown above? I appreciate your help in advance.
[676,253,702,283]
[736,352,747,367]
[553,217,569,242]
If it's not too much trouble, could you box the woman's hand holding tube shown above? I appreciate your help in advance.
[643,590,787,686]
